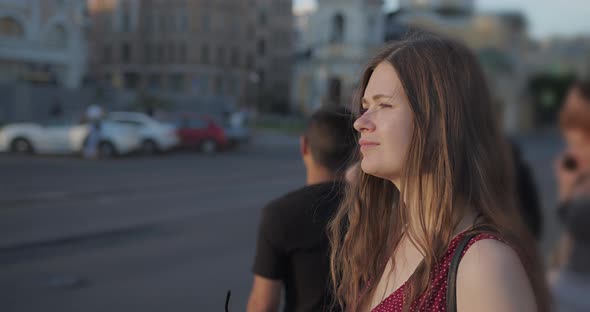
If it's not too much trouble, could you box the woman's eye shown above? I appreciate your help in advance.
[359,107,368,114]
[379,103,393,108]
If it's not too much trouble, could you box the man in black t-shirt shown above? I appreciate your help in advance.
[247,108,357,312]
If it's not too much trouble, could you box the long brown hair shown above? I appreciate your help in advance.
[329,33,549,311]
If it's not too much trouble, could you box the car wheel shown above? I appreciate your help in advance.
[200,139,217,154]
[98,141,117,158]
[141,139,158,155]
[10,138,34,154]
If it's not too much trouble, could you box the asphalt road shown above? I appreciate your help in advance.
[0,130,563,312]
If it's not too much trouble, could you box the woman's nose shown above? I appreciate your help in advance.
[354,113,376,133]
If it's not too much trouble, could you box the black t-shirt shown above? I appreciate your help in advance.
[252,181,345,312]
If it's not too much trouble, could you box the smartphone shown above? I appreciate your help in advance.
[563,155,578,171]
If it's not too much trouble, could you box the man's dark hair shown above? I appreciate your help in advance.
[304,107,357,173]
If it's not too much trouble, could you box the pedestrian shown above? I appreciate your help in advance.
[247,107,356,312]
[83,104,104,159]
[328,33,549,312]
[550,79,590,312]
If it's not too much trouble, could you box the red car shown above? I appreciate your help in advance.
[170,115,228,153]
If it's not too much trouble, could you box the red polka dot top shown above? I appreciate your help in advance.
[371,232,503,312]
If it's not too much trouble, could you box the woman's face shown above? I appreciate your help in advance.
[353,61,414,183]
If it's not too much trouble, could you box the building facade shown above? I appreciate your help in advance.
[292,0,384,114]
[88,0,293,113]
[0,0,88,89]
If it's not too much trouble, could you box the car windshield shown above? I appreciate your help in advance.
[42,118,77,127]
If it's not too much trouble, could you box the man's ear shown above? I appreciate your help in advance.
[300,135,309,156]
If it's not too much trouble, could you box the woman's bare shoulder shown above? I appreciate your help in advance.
[456,238,537,312]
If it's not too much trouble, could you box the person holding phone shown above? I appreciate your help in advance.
[551,80,590,312]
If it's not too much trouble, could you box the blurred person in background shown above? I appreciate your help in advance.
[83,104,104,159]
[329,34,548,312]
[550,79,590,312]
[247,107,356,312]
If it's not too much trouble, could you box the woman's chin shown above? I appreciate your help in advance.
[360,161,398,181]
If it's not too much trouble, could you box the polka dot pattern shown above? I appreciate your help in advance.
[371,233,503,312]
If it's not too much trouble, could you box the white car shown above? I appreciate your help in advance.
[0,120,141,157]
[106,112,179,154]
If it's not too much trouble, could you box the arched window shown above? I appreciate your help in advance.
[331,13,345,43]
[0,16,24,38]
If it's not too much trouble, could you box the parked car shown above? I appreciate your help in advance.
[224,124,251,148]
[0,120,141,157]
[167,115,228,153]
[106,112,179,154]
[224,110,252,148]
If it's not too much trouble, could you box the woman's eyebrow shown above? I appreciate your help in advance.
[362,94,395,103]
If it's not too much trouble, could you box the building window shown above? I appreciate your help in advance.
[257,69,265,87]
[143,13,154,34]
[231,47,239,67]
[123,72,140,89]
[104,73,113,85]
[246,53,254,70]
[227,77,238,95]
[148,74,162,90]
[144,14,152,32]
[170,74,186,91]
[151,13,159,32]
[121,13,130,32]
[331,13,345,43]
[122,42,131,63]
[259,8,267,26]
[217,46,225,66]
[258,39,266,57]
[160,14,167,32]
[103,46,112,63]
[202,15,210,32]
[247,24,255,40]
[201,45,210,64]
[0,16,24,38]
[179,44,187,63]
[199,74,209,94]
[168,15,175,33]
[143,44,152,63]
[155,44,164,64]
[213,76,223,94]
[191,76,201,93]
[179,11,188,32]
[168,43,176,63]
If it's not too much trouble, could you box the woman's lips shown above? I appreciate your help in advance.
[359,139,379,150]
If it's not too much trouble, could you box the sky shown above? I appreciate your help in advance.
[294,0,590,40]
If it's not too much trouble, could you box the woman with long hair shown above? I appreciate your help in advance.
[329,34,549,311]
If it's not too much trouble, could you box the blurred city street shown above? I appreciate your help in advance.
[0,130,563,311]
[0,133,303,312]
